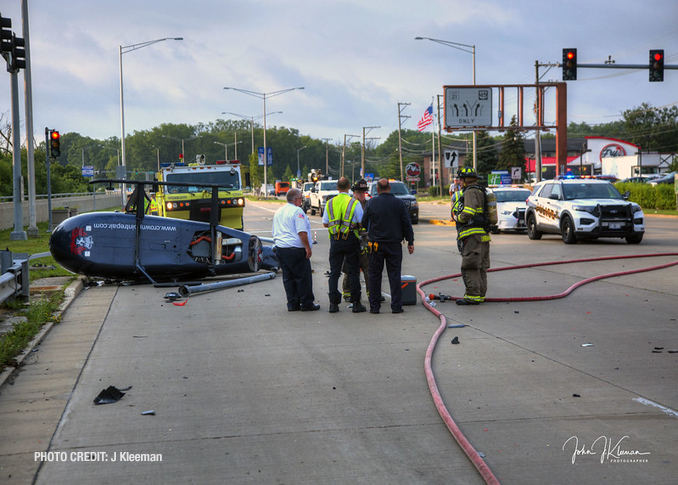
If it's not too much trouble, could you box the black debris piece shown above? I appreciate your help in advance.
[451,336,460,345]
[93,386,126,405]
[164,292,182,302]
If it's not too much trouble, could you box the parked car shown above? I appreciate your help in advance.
[620,177,651,183]
[648,171,676,186]
[301,182,314,212]
[309,180,339,216]
[525,178,644,244]
[366,180,419,224]
[489,187,532,233]
[275,181,290,196]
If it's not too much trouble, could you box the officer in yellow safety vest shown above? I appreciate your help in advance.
[322,177,367,314]
[453,167,492,305]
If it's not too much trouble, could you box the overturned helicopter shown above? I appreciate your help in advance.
[49,179,276,283]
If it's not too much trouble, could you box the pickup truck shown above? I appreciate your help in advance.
[309,180,339,216]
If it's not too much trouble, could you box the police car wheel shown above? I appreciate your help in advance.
[561,216,577,244]
[526,213,542,240]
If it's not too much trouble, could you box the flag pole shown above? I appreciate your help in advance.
[431,97,436,190]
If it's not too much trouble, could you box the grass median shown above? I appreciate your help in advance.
[0,222,73,374]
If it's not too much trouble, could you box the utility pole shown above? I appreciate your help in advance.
[535,60,542,183]
[342,134,359,178]
[362,126,380,178]
[397,102,410,181]
[534,61,559,182]
[321,138,331,176]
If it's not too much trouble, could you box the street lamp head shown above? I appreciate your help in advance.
[173,37,184,41]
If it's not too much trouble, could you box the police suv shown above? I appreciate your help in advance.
[525,178,644,244]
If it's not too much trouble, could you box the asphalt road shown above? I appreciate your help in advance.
[1,201,677,484]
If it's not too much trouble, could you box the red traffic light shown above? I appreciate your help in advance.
[649,49,664,82]
[51,131,60,141]
[562,48,577,81]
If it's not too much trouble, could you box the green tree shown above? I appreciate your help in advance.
[283,165,294,182]
[497,116,527,180]
[623,103,678,154]
[473,131,499,178]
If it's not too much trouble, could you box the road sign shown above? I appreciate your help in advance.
[443,150,459,168]
[406,162,421,178]
[444,87,492,128]
[406,176,420,182]
[82,165,94,177]
[511,167,522,180]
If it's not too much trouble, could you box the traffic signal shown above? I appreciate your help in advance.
[562,48,577,81]
[649,49,664,82]
[10,34,25,70]
[0,13,11,54]
[50,131,61,158]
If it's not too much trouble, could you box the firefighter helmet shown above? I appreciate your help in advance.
[457,167,477,179]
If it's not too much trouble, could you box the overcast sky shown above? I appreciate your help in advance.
[1,0,677,147]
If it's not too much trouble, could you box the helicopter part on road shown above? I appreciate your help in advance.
[49,211,262,282]
[177,271,276,298]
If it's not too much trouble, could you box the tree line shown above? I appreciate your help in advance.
[0,103,676,197]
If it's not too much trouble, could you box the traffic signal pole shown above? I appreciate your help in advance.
[9,69,26,240]
[45,128,53,232]
[561,48,675,81]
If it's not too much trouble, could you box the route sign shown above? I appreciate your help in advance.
[444,87,492,128]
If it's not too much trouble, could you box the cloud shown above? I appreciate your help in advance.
[1,0,676,146]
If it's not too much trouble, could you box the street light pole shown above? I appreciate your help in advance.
[224,87,304,197]
[415,36,477,170]
[119,37,182,206]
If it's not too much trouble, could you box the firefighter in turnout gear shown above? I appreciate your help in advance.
[323,177,367,313]
[453,167,495,305]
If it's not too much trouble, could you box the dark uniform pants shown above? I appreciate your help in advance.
[276,247,315,310]
[368,241,403,311]
[329,235,362,303]
[342,250,369,297]
[460,234,490,303]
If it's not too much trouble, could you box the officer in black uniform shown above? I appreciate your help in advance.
[362,178,415,314]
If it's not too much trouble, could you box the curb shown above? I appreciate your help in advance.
[0,276,85,389]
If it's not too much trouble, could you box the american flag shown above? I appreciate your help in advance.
[417,105,433,131]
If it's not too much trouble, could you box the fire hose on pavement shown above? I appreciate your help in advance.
[416,252,678,485]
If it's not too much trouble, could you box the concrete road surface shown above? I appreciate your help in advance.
[0,200,677,484]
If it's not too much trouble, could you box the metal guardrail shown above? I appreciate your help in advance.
[0,250,51,306]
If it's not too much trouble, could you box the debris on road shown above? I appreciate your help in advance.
[93,386,127,405]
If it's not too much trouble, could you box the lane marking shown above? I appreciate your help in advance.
[633,397,678,419]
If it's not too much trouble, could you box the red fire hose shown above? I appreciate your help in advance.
[417,252,678,485]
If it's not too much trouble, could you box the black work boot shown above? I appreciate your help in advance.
[352,301,366,313]
[328,293,341,313]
